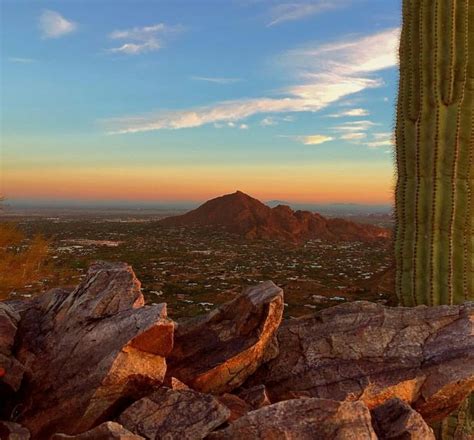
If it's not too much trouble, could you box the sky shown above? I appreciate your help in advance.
[1,0,401,205]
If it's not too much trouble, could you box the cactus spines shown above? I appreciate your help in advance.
[395,0,474,307]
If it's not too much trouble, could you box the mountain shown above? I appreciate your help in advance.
[266,200,392,216]
[160,191,391,242]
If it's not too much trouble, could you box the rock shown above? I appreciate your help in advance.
[169,377,190,390]
[0,303,27,394]
[50,422,143,439]
[207,398,377,439]
[237,385,272,410]
[166,281,283,394]
[118,387,230,439]
[216,394,251,422]
[0,421,30,440]
[371,398,435,440]
[245,301,474,422]
[12,262,174,438]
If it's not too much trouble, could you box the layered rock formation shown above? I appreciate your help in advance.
[244,301,474,422]
[160,191,390,242]
[207,398,378,439]
[10,263,174,438]
[118,388,230,439]
[165,281,284,394]
[1,262,472,439]
[51,422,143,440]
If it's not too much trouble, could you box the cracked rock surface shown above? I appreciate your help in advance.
[207,398,377,439]
[166,281,284,394]
[371,398,435,440]
[51,421,144,439]
[11,262,174,438]
[245,301,474,422]
[118,387,230,439]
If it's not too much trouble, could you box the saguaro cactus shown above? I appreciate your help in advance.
[395,0,474,307]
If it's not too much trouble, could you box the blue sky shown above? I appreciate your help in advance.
[1,0,401,204]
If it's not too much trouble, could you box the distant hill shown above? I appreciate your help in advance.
[160,191,391,242]
[266,200,392,216]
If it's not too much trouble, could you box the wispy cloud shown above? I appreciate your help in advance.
[285,134,333,145]
[328,108,369,118]
[8,57,36,64]
[105,27,399,134]
[214,121,249,129]
[39,10,77,39]
[107,23,183,55]
[333,120,377,132]
[340,132,367,141]
[299,134,333,145]
[366,132,394,148]
[191,76,241,84]
[267,1,348,26]
[260,115,294,126]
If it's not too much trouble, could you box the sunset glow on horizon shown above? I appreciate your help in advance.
[1,0,400,206]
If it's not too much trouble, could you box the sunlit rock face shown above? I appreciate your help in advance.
[165,281,284,394]
[244,301,474,423]
[207,398,378,440]
[118,387,230,439]
[1,262,472,439]
[11,262,174,438]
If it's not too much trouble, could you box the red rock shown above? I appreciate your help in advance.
[371,398,435,440]
[160,191,390,243]
[12,262,174,438]
[166,281,284,394]
[216,394,251,422]
[207,398,377,439]
[169,377,190,390]
[50,421,143,439]
[237,385,272,410]
[245,301,474,422]
[118,388,230,439]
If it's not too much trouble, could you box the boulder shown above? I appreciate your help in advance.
[118,387,230,439]
[0,421,30,440]
[12,262,174,438]
[237,385,272,410]
[216,394,251,422]
[245,301,474,422]
[207,398,377,439]
[50,422,143,439]
[0,303,27,394]
[166,281,283,394]
[371,398,435,440]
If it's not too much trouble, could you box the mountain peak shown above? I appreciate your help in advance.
[160,192,390,242]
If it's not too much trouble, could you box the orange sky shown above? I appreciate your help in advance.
[3,162,394,204]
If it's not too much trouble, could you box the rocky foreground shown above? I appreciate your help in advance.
[0,262,472,439]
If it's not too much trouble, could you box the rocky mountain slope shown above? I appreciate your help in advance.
[1,262,472,439]
[160,191,391,242]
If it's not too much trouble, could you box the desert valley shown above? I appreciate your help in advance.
[1,191,394,319]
